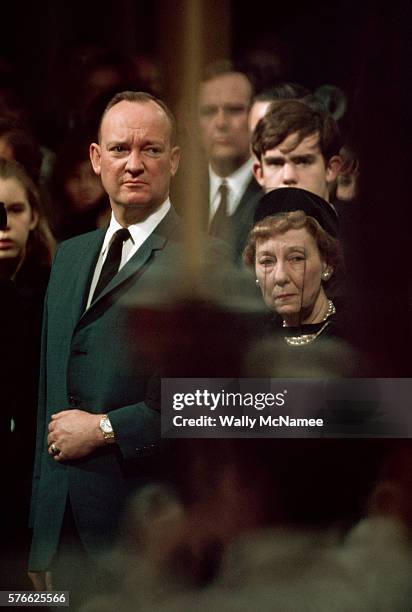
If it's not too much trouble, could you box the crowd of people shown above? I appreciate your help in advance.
[0,41,411,611]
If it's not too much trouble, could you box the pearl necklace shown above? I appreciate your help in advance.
[283,300,336,347]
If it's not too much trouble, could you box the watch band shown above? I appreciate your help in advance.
[99,415,115,442]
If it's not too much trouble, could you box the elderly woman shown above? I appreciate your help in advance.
[244,187,342,346]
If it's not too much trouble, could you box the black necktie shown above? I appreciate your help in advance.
[92,228,130,301]
[209,181,231,240]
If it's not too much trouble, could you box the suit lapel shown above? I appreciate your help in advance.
[231,176,262,255]
[206,174,262,228]
[231,176,262,224]
[81,207,181,315]
[67,229,106,325]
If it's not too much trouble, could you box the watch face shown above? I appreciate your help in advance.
[101,418,113,433]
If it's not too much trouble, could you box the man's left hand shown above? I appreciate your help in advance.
[47,410,105,461]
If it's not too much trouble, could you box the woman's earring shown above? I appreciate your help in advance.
[255,279,260,285]
[321,270,331,281]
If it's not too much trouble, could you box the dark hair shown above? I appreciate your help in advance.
[243,210,343,295]
[83,48,138,84]
[252,82,310,105]
[252,99,341,163]
[339,144,359,177]
[50,131,109,238]
[0,158,54,265]
[0,119,43,184]
[202,59,236,81]
[201,60,254,103]
[52,132,93,186]
[98,90,177,145]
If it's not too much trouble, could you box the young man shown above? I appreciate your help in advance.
[252,99,341,202]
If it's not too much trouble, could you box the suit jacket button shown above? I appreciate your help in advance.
[68,395,80,407]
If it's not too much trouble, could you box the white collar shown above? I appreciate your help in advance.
[101,198,171,255]
[209,157,253,204]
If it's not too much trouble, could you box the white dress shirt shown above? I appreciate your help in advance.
[208,158,254,223]
[86,198,171,309]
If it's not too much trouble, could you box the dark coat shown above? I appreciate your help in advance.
[198,174,262,264]
[229,176,262,263]
[29,208,190,570]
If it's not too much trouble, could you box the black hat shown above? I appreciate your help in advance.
[254,188,339,237]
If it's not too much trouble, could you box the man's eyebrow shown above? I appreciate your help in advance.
[222,103,248,110]
[105,138,165,149]
[263,154,285,162]
[199,104,218,112]
[142,139,164,145]
[106,139,128,147]
[290,154,317,162]
[199,103,247,112]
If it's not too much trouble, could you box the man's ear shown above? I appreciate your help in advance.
[253,160,265,187]
[326,155,341,184]
[170,146,180,177]
[90,143,102,175]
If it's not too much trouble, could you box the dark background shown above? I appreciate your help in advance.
[0,1,406,130]
[0,0,384,108]
[0,0,411,374]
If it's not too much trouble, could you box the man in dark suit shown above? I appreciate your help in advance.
[28,91,183,595]
[198,63,262,263]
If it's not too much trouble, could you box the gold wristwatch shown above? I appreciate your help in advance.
[99,415,115,443]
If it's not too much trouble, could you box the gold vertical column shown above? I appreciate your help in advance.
[178,0,205,285]
[156,0,231,291]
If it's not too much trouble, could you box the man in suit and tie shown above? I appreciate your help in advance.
[28,91,182,596]
[198,63,263,262]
